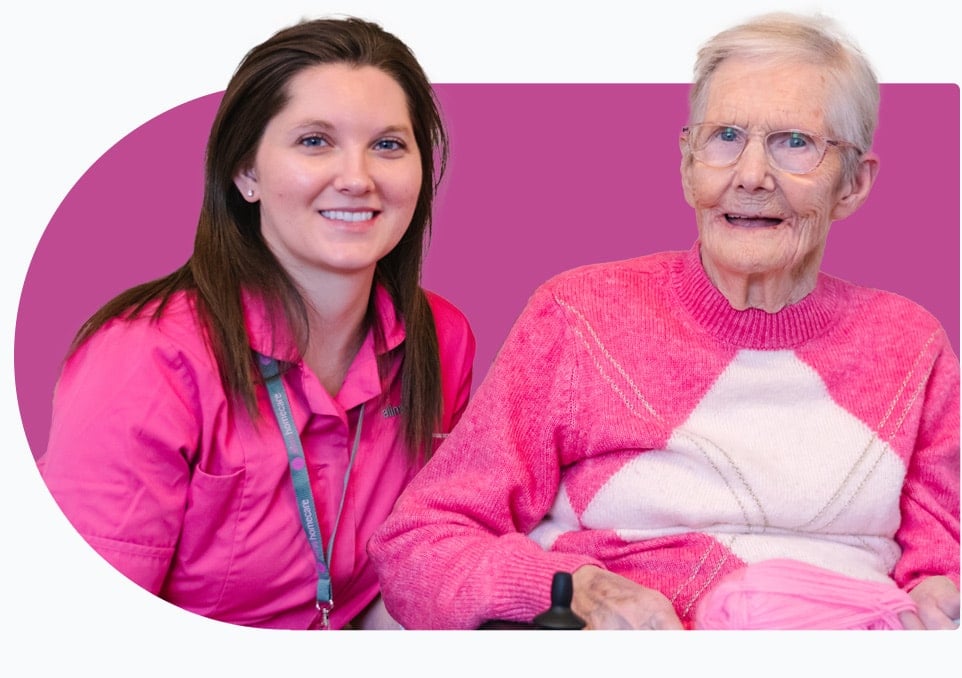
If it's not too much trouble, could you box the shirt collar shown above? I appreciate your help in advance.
[243,284,407,413]
[243,284,406,362]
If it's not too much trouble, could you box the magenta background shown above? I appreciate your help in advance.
[16,84,960,459]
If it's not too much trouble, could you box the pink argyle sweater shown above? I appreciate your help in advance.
[369,244,960,629]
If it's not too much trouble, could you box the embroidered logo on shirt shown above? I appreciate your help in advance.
[382,404,402,418]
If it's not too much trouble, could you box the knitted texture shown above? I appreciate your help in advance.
[369,244,960,629]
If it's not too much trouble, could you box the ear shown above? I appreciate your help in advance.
[679,133,696,209]
[831,152,879,221]
[233,166,259,203]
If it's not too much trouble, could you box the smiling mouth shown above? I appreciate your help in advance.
[320,210,376,222]
[725,214,784,227]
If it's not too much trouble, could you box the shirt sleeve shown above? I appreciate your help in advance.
[39,316,203,593]
[426,290,477,434]
[370,285,603,629]
[893,328,961,591]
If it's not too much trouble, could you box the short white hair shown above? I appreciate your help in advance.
[688,12,879,179]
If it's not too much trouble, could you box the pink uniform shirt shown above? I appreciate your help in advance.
[40,286,475,629]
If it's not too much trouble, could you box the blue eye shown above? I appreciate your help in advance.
[787,132,809,148]
[300,135,329,148]
[718,127,740,143]
[374,138,405,152]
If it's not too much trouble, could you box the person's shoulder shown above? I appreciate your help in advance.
[422,289,476,366]
[827,275,951,346]
[423,289,474,338]
[86,290,212,360]
[60,290,220,404]
[831,276,942,325]
[536,250,681,298]
[424,289,468,325]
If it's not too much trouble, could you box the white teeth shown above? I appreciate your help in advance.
[321,210,374,222]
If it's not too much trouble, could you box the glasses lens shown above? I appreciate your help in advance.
[690,125,745,167]
[766,131,825,174]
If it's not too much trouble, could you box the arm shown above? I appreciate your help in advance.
[892,330,960,624]
[39,317,201,592]
[348,306,474,632]
[370,288,603,629]
[426,290,477,432]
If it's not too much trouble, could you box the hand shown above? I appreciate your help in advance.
[571,565,684,629]
[899,576,960,630]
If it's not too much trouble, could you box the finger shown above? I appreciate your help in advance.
[649,608,686,630]
[898,610,925,630]
[918,608,960,630]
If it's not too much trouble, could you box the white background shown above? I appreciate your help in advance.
[2,1,959,675]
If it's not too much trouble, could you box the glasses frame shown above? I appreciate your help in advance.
[681,122,862,175]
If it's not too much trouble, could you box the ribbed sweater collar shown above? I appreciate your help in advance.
[671,242,840,350]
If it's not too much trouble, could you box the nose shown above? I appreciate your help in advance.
[333,149,375,195]
[732,135,775,192]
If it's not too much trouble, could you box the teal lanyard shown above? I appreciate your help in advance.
[256,353,364,629]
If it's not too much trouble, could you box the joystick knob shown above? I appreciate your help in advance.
[532,571,587,629]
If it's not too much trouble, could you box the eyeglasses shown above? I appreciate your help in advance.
[682,123,861,175]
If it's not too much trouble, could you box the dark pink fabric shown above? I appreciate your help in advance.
[694,559,917,630]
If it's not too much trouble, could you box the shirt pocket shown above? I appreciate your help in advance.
[175,466,246,581]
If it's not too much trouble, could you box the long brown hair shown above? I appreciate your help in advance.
[70,17,448,457]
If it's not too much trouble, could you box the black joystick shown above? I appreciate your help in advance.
[532,571,587,629]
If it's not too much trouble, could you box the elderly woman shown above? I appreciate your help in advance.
[368,12,960,630]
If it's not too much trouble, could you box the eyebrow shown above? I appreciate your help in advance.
[291,120,414,136]
[378,124,415,136]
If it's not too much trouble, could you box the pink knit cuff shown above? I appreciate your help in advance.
[693,559,917,630]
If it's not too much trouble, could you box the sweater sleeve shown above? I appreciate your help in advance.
[369,285,603,629]
[39,316,203,593]
[892,328,961,591]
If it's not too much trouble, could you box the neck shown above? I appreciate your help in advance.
[701,257,819,313]
[709,269,816,312]
[290,266,376,396]
[673,244,839,349]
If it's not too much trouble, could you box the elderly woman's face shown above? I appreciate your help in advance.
[681,57,869,309]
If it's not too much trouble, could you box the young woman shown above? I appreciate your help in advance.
[39,17,475,630]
